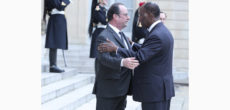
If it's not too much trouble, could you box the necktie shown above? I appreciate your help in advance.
[119,32,128,49]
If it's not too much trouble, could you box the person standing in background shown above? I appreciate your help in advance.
[43,0,72,73]
[160,11,167,23]
[89,0,108,58]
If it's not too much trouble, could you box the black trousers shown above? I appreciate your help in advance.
[141,99,171,110]
[49,48,57,67]
[96,95,127,110]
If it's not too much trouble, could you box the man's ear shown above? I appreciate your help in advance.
[113,14,119,20]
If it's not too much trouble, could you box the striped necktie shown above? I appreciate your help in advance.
[119,32,128,49]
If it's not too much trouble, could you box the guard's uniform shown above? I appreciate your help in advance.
[45,0,71,50]
[89,4,107,58]
[132,9,148,43]
[44,0,71,73]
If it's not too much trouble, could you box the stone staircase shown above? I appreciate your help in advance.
[42,44,95,73]
[41,44,95,110]
[41,44,142,110]
[41,72,95,110]
[55,45,95,72]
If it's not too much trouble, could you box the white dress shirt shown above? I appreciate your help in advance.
[108,24,129,67]
[147,20,161,32]
[108,24,129,49]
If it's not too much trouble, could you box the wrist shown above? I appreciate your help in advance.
[114,46,118,52]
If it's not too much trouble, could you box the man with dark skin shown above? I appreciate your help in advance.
[98,2,175,110]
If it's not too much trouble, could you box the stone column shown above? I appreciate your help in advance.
[65,0,91,45]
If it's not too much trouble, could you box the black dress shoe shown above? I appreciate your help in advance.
[50,66,65,73]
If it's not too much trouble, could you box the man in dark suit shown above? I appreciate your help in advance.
[98,2,175,110]
[92,3,139,110]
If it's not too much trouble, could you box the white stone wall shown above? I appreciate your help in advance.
[148,0,189,72]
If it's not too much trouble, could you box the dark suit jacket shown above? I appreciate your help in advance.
[117,22,175,102]
[92,25,133,98]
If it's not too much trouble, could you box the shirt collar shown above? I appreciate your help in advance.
[147,20,161,32]
[108,23,121,35]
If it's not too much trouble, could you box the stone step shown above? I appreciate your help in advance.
[57,61,94,67]
[55,49,90,56]
[44,52,91,63]
[43,45,91,58]
[57,54,91,59]
[42,73,62,87]
[41,63,95,74]
[42,74,94,104]
[42,66,186,80]
[56,65,95,73]
[57,57,94,64]
[49,45,90,51]
[75,96,141,110]
[43,51,90,59]
[57,63,94,67]
[57,60,95,69]
[43,52,90,60]
[41,84,95,110]
[41,68,80,86]
[75,98,96,110]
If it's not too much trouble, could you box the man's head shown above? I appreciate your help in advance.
[107,3,130,30]
[160,12,167,23]
[138,2,160,28]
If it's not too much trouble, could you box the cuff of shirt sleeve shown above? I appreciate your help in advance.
[121,58,124,67]
[131,42,134,47]
[116,47,119,54]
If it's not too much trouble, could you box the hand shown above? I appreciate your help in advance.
[98,39,118,53]
[123,57,139,70]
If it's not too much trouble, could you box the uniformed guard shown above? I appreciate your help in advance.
[88,0,108,58]
[43,0,72,73]
[132,2,148,44]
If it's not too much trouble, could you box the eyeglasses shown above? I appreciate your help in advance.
[118,13,128,17]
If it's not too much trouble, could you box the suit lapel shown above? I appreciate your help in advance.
[106,25,126,48]
[122,35,131,49]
